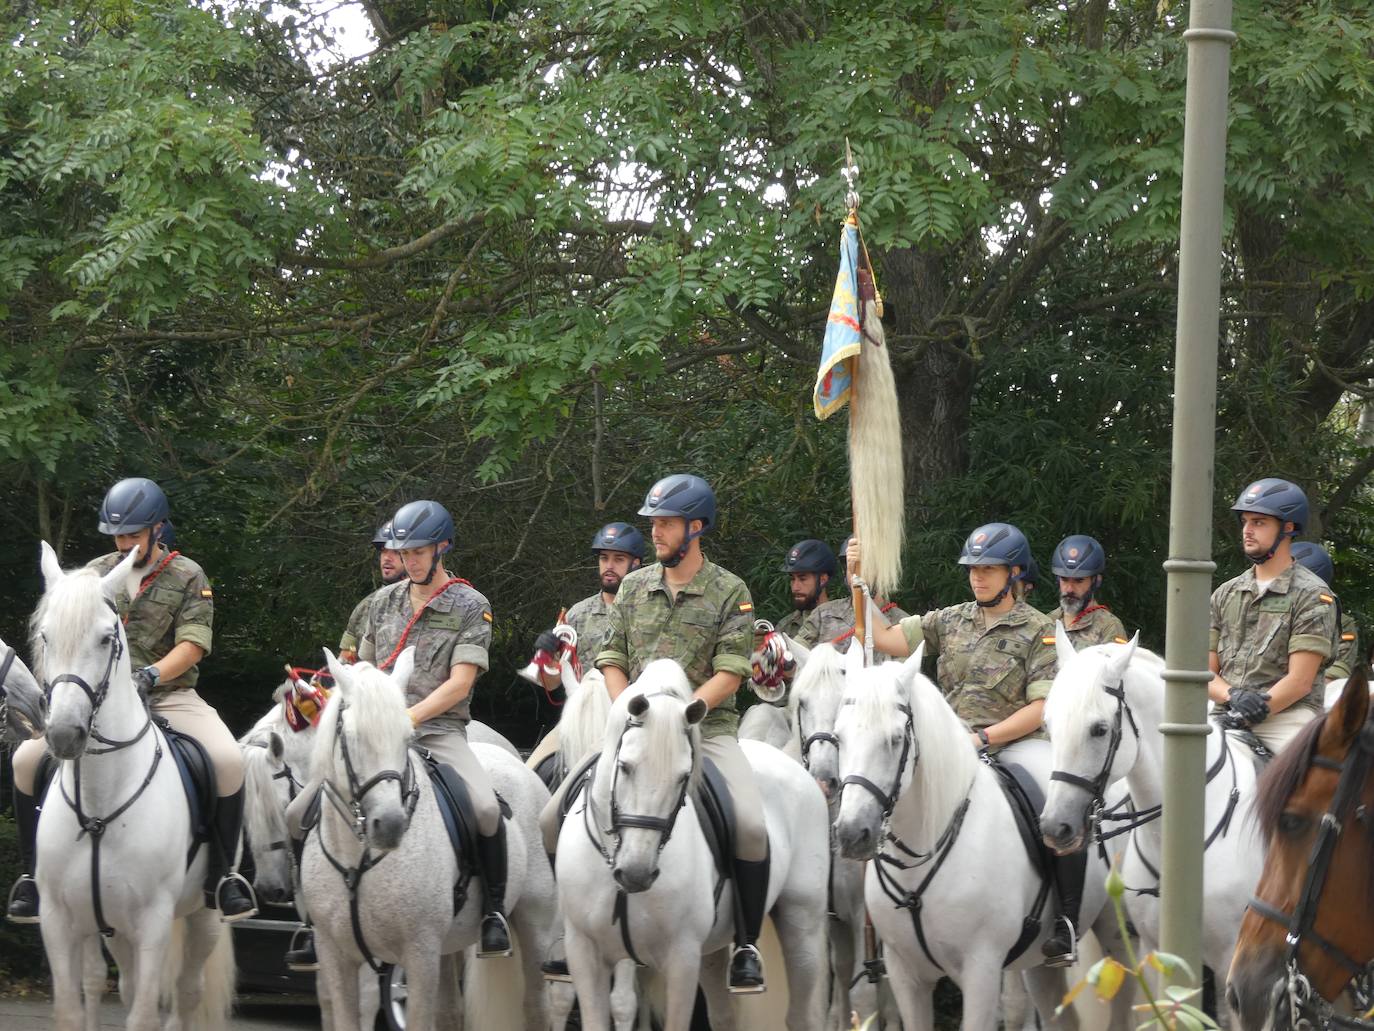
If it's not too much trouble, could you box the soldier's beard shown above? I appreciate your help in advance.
[791,594,819,612]
[602,573,623,596]
[381,569,406,585]
[1059,593,1088,616]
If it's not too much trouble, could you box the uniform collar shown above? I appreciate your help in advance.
[1238,562,1297,596]
[648,557,715,598]
[402,579,460,613]
[964,598,1034,630]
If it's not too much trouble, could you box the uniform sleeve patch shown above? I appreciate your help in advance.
[1040,636,1055,645]
[738,602,754,613]
[1342,633,1357,641]
[482,611,493,623]
[1319,594,1334,604]
[199,588,213,599]
[1114,637,1128,644]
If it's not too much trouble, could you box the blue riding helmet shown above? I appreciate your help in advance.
[1051,535,1107,579]
[591,522,646,559]
[638,474,716,530]
[158,519,177,549]
[1024,556,1041,591]
[781,539,838,576]
[1290,541,1335,587]
[1231,478,1309,534]
[958,522,1032,573]
[97,478,170,535]
[385,500,455,552]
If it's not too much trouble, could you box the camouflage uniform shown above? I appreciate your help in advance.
[540,557,766,861]
[798,595,909,652]
[1326,612,1360,682]
[896,599,1057,738]
[1045,604,1128,651]
[359,578,501,834]
[772,608,808,640]
[564,591,613,658]
[14,550,241,795]
[1209,562,1336,751]
[339,589,378,655]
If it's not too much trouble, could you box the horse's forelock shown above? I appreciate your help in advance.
[334,664,413,762]
[29,568,113,680]
[844,664,903,746]
[242,741,288,843]
[790,642,845,715]
[617,690,702,791]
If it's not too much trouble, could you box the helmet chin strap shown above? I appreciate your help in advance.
[410,546,445,586]
[1246,524,1294,565]
[976,568,1018,608]
[661,519,704,568]
[133,527,157,570]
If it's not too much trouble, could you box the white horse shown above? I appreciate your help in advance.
[0,634,45,742]
[299,648,557,1031]
[32,542,235,1031]
[1041,632,1262,1007]
[556,658,830,1031]
[832,643,1132,1031]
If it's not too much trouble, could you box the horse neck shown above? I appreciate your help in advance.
[887,694,981,850]
[1120,666,1183,816]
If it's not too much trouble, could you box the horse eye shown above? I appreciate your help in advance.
[616,761,631,775]
[1089,722,1109,738]
[1278,812,1310,836]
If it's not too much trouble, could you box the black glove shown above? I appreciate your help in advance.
[533,631,563,655]
[133,665,160,696]
[1227,687,1270,726]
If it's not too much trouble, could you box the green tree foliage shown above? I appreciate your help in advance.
[1,0,1373,745]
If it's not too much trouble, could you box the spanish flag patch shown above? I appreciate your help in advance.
[1342,632,1357,642]
[1041,636,1055,645]
[738,602,754,614]
[200,588,213,599]
[1319,593,1334,604]
[1114,637,1128,644]
[482,611,493,623]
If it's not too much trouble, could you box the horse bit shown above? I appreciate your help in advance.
[1248,719,1374,1031]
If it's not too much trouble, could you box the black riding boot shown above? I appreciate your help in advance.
[6,788,40,924]
[728,853,770,994]
[476,821,512,958]
[207,789,258,922]
[285,924,318,972]
[1041,848,1087,967]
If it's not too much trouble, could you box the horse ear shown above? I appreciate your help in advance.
[899,641,926,680]
[99,547,142,604]
[1329,662,1370,745]
[1105,631,1140,682]
[322,648,350,695]
[685,698,708,726]
[39,541,65,591]
[268,731,285,763]
[1054,620,1076,670]
[388,647,416,693]
[626,692,650,718]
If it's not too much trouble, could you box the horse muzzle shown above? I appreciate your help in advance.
[1226,947,1289,1031]
[366,810,409,852]
[612,864,661,893]
[1041,821,1086,856]
[834,818,879,861]
[47,722,89,759]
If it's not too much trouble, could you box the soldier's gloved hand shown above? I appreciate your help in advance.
[1227,687,1270,726]
[133,665,160,697]
[533,631,563,656]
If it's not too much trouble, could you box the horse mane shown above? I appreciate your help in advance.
[1253,712,1329,838]
[557,669,612,769]
[309,661,412,781]
[1044,643,1165,742]
[241,740,288,845]
[29,567,111,682]
[789,642,845,719]
[612,660,702,790]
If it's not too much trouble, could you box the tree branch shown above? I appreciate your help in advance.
[1321,449,1374,529]
[285,217,480,270]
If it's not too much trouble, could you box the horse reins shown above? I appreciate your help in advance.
[313,698,422,973]
[1247,719,1374,1031]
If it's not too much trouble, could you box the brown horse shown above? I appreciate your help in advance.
[1227,663,1374,1031]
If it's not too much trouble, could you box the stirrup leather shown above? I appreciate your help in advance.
[285,926,319,972]
[6,875,39,925]
[728,943,767,995]
[214,872,259,924]
[477,911,513,958]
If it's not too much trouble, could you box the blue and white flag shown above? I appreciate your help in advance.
[813,219,863,420]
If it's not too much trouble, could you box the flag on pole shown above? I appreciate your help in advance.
[813,219,863,420]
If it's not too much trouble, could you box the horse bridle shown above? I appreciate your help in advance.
[1048,674,1142,835]
[1248,720,1374,1031]
[41,611,152,754]
[245,738,303,855]
[798,698,839,773]
[838,701,916,822]
[321,699,420,843]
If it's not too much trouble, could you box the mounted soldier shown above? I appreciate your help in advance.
[540,473,769,993]
[774,538,836,639]
[338,520,406,663]
[1045,534,1128,650]
[852,522,1085,967]
[1209,478,1337,752]
[799,535,908,651]
[524,520,645,775]
[1289,540,1360,682]
[9,477,257,924]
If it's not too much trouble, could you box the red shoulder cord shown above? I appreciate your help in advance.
[377,577,472,671]
[1069,603,1110,627]
[831,601,901,646]
[122,550,180,626]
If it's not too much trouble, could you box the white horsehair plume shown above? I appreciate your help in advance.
[849,287,904,599]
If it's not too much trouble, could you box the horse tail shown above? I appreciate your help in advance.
[557,669,612,769]
[462,941,526,1031]
[162,916,236,1031]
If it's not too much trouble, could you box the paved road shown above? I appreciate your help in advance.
[0,996,321,1030]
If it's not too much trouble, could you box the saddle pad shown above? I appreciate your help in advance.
[419,752,512,867]
[692,757,732,878]
[989,759,1049,880]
